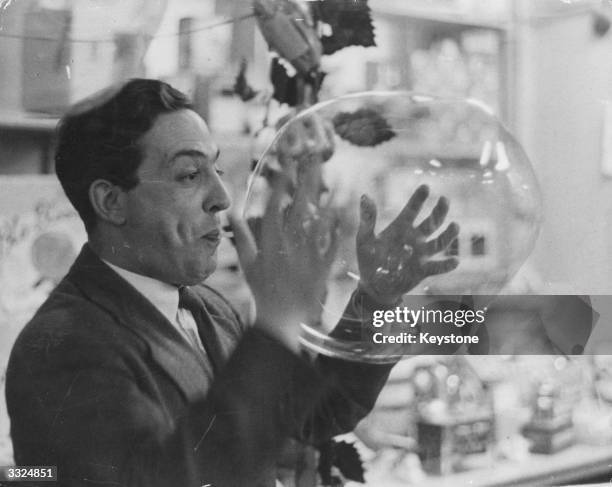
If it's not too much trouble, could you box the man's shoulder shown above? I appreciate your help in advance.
[12,277,142,363]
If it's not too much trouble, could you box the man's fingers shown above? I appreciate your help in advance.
[323,119,336,161]
[263,166,296,195]
[422,258,459,277]
[322,218,341,265]
[417,196,450,236]
[284,147,329,241]
[423,222,460,256]
[228,214,258,271]
[393,184,429,228]
[261,174,288,254]
[288,164,318,224]
[357,194,377,244]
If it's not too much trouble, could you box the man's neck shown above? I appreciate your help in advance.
[88,236,150,280]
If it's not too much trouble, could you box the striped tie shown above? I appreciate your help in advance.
[178,286,220,375]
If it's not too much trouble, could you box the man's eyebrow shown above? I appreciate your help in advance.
[169,148,221,164]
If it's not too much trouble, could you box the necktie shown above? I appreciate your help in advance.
[178,286,220,375]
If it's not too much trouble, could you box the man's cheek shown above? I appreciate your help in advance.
[173,219,198,244]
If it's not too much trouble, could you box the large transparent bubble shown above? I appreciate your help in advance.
[244,92,542,362]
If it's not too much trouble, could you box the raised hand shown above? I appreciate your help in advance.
[230,166,338,352]
[356,184,459,305]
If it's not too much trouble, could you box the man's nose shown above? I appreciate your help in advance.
[204,175,231,214]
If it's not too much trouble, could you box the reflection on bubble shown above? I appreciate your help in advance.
[245,92,542,362]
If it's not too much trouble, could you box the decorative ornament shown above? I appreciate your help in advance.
[253,0,322,75]
[250,0,375,107]
[333,107,396,147]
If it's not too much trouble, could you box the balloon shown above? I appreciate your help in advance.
[244,92,542,362]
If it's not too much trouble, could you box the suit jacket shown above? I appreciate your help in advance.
[6,245,392,487]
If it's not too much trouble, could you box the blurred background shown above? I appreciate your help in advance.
[2,0,612,485]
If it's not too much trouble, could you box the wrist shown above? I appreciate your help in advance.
[253,314,302,354]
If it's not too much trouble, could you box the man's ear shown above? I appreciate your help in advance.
[89,179,128,226]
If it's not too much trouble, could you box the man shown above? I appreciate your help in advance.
[6,79,459,486]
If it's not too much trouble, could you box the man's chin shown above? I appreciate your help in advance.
[180,257,217,286]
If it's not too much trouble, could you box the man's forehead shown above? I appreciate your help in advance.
[141,109,218,160]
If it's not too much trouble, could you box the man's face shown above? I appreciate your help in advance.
[121,109,230,285]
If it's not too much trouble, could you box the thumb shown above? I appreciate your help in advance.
[228,213,258,272]
[357,194,377,244]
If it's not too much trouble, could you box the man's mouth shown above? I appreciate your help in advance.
[202,229,221,245]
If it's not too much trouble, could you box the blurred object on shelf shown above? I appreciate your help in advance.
[410,31,500,115]
[418,411,495,475]
[413,357,496,475]
[21,1,72,114]
[341,355,612,484]
[112,32,148,82]
[370,0,510,27]
[522,381,575,454]
[414,357,495,410]
[530,381,573,428]
[30,231,77,286]
[13,0,167,115]
[0,176,86,354]
[463,356,532,462]
[520,357,587,454]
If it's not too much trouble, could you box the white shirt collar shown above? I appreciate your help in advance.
[102,259,179,326]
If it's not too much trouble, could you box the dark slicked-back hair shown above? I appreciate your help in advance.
[55,78,193,233]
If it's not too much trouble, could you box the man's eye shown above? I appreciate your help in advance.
[215,166,225,176]
[179,170,201,182]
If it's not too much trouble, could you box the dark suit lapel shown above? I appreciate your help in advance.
[187,295,227,376]
[66,245,211,402]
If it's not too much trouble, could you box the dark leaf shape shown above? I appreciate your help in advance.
[271,58,299,106]
[333,441,365,483]
[270,58,327,107]
[312,0,375,55]
[333,108,396,147]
